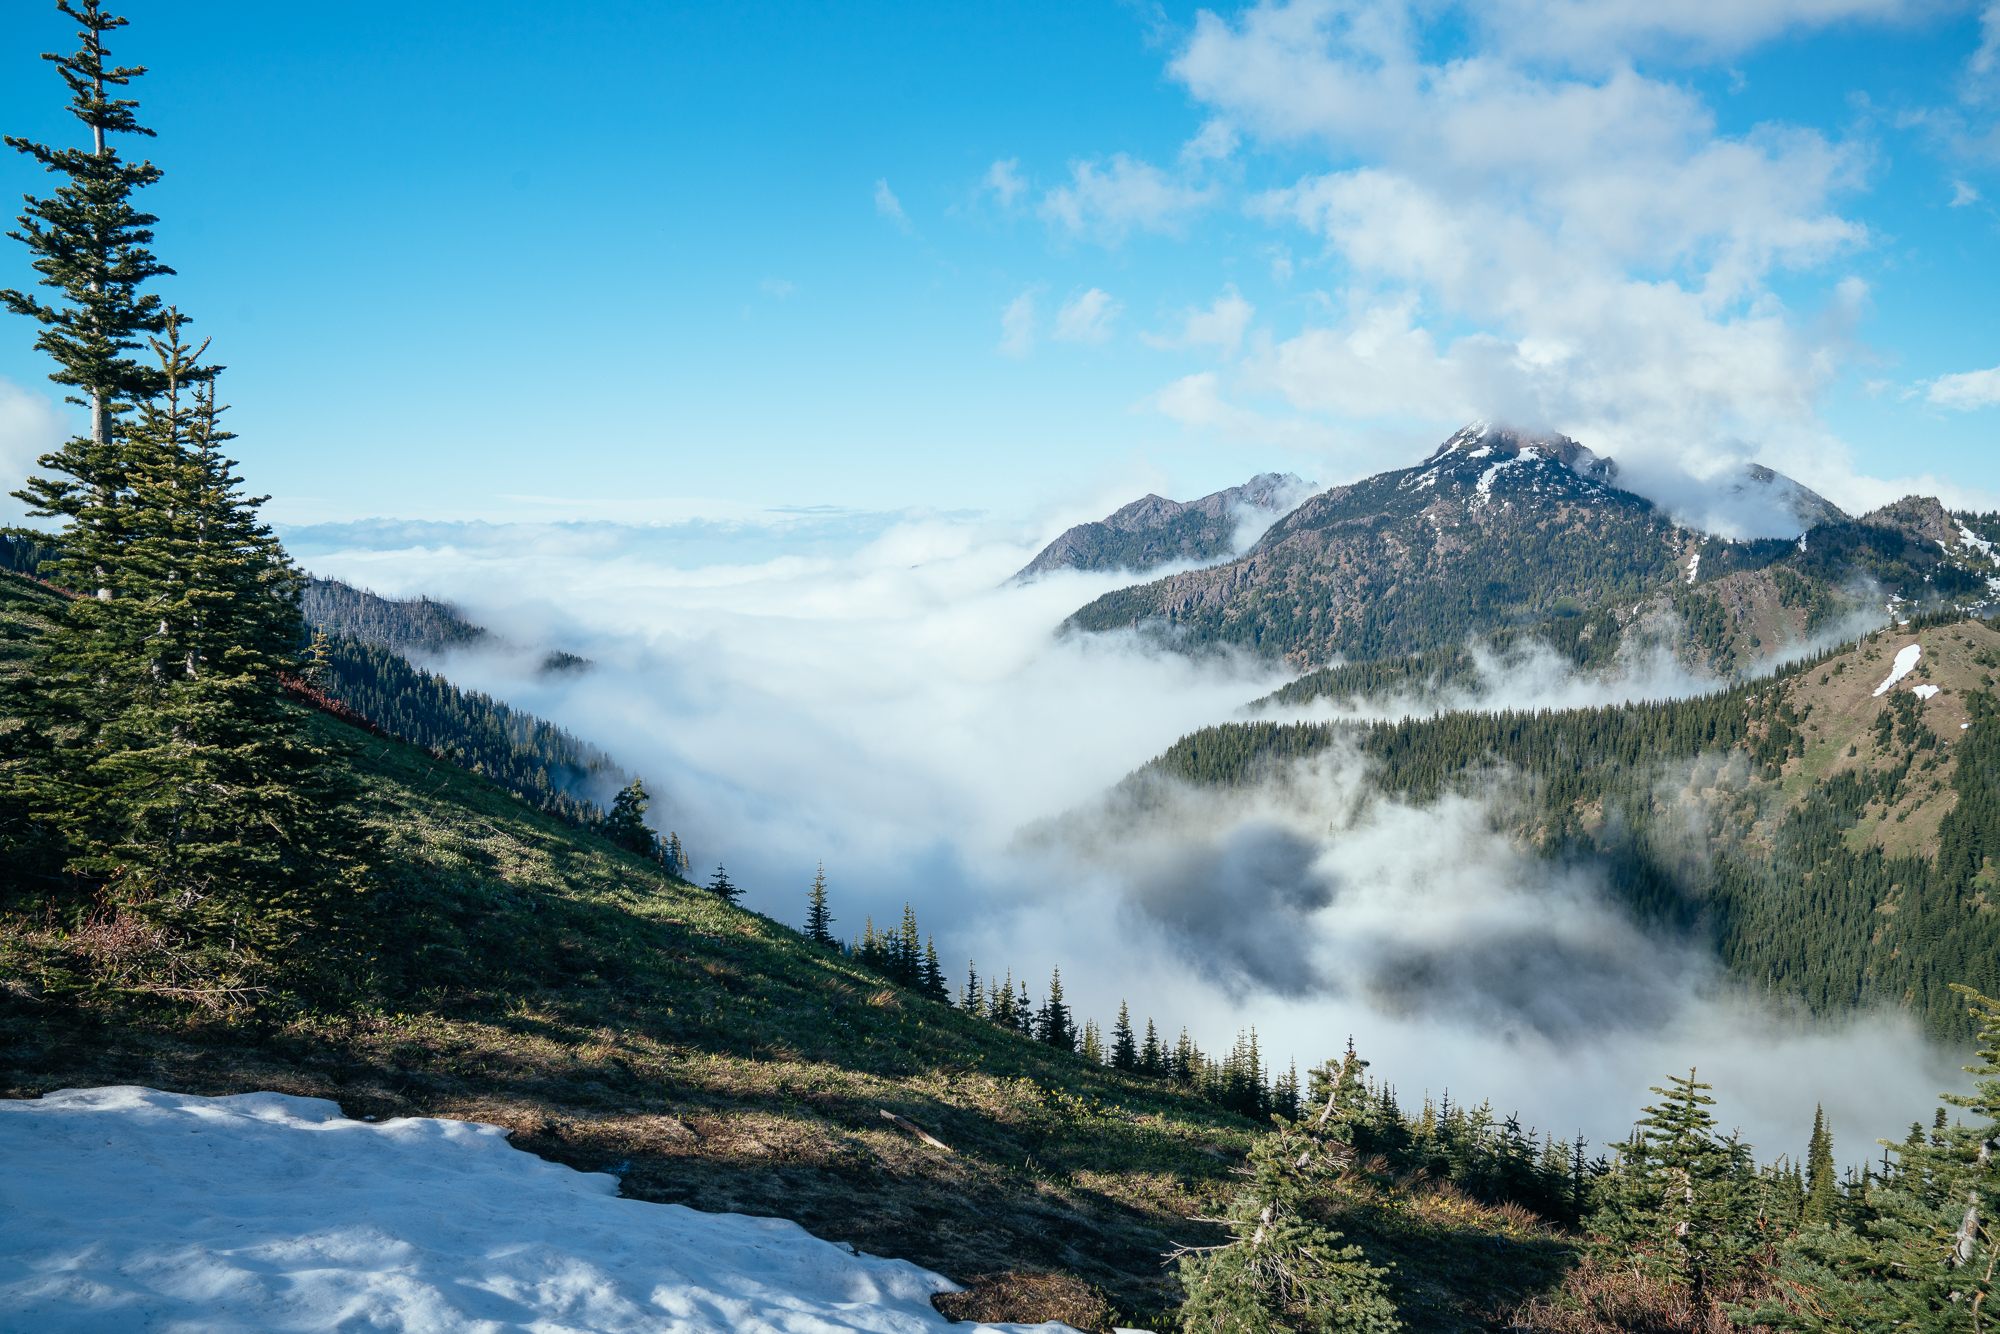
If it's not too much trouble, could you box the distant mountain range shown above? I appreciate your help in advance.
[1061,423,2000,677]
[1014,472,1315,581]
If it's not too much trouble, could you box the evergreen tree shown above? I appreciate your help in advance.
[1141,1018,1163,1077]
[1746,985,2000,1333]
[893,903,920,987]
[1805,1103,1839,1224]
[803,862,834,947]
[1175,1118,1402,1333]
[960,958,983,1019]
[1081,1018,1103,1064]
[705,864,740,905]
[1015,978,1033,1036]
[919,936,948,1003]
[989,969,1015,1030]
[4,0,172,457]
[599,779,656,857]
[1589,1069,1758,1307]
[1036,966,1074,1052]
[665,830,688,878]
[1111,1001,1138,1071]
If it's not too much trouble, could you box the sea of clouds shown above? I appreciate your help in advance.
[285,503,1968,1170]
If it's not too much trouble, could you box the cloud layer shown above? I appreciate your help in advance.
[300,508,1971,1163]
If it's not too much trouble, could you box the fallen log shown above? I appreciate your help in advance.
[879,1108,952,1153]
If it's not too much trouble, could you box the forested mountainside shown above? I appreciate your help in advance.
[300,576,487,653]
[306,634,626,826]
[1151,614,2000,1040]
[1065,422,2000,673]
[1014,471,1311,580]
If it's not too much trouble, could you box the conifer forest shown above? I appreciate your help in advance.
[1,4,1998,1333]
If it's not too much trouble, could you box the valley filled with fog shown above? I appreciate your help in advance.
[287,505,1964,1167]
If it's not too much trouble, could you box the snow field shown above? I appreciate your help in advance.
[0,1087,1078,1334]
[1873,644,1922,697]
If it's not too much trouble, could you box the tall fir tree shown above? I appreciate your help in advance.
[1080,1018,1103,1064]
[3,0,171,458]
[1110,1001,1138,1071]
[1804,1103,1839,1224]
[803,862,834,947]
[919,936,948,1003]
[1140,1017,1162,1078]
[1036,965,1074,1052]
[959,959,983,1019]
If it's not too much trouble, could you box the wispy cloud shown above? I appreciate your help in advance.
[998,289,1038,357]
[1142,284,1254,357]
[760,277,799,297]
[985,158,1026,208]
[1926,364,2000,409]
[1952,178,1982,206]
[1053,287,1122,344]
[1039,152,1218,246]
[873,178,911,231]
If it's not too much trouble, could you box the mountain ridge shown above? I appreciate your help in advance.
[1013,472,1314,581]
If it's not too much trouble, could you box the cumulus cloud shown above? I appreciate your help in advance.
[1952,178,1982,206]
[1052,287,1122,344]
[1927,364,2000,409]
[1143,0,1893,499]
[873,178,911,230]
[997,290,1038,357]
[1142,284,1255,357]
[300,514,1971,1162]
[984,158,1026,208]
[1039,153,1218,245]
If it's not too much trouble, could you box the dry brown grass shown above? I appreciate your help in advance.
[932,1271,1121,1331]
[1500,1253,1777,1334]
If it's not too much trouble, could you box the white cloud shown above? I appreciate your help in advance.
[1039,153,1218,245]
[0,377,68,524]
[298,517,1973,1163]
[1926,364,2000,409]
[997,290,1038,357]
[759,277,798,297]
[1149,0,1875,486]
[1952,178,1982,205]
[1052,287,1122,344]
[1180,119,1240,164]
[1142,284,1255,357]
[873,179,910,231]
[984,158,1026,208]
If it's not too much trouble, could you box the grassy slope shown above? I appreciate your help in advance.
[0,570,1567,1331]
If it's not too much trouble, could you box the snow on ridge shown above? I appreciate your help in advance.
[1914,684,1941,700]
[1685,552,1700,585]
[0,1086,1069,1334]
[1957,520,1995,561]
[1873,644,1922,697]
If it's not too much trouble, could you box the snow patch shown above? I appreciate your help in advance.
[1957,520,1995,561]
[1872,644,1923,697]
[1914,684,1941,700]
[1685,552,1700,585]
[1466,446,1493,459]
[0,1087,1065,1333]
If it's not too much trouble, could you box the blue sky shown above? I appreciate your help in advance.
[3,0,1999,530]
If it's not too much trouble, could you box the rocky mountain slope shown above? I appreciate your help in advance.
[1065,423,2000,674]
[1014,472,1313,580]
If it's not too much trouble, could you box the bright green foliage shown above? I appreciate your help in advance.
[803,862,834,947]
[599,779,657,858]
[1176,1119,1402,1333]
[1588,1070,1759,1305]
[1746,986,2000,1333]
[2,0,172,449]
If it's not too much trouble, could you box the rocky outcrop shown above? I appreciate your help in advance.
[1014,473,1314,580]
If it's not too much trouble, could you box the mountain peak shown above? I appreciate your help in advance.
[1015,473,1315,580]
[1425,422,1619,485]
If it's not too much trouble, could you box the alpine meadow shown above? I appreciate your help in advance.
[4,3,2000,1334]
